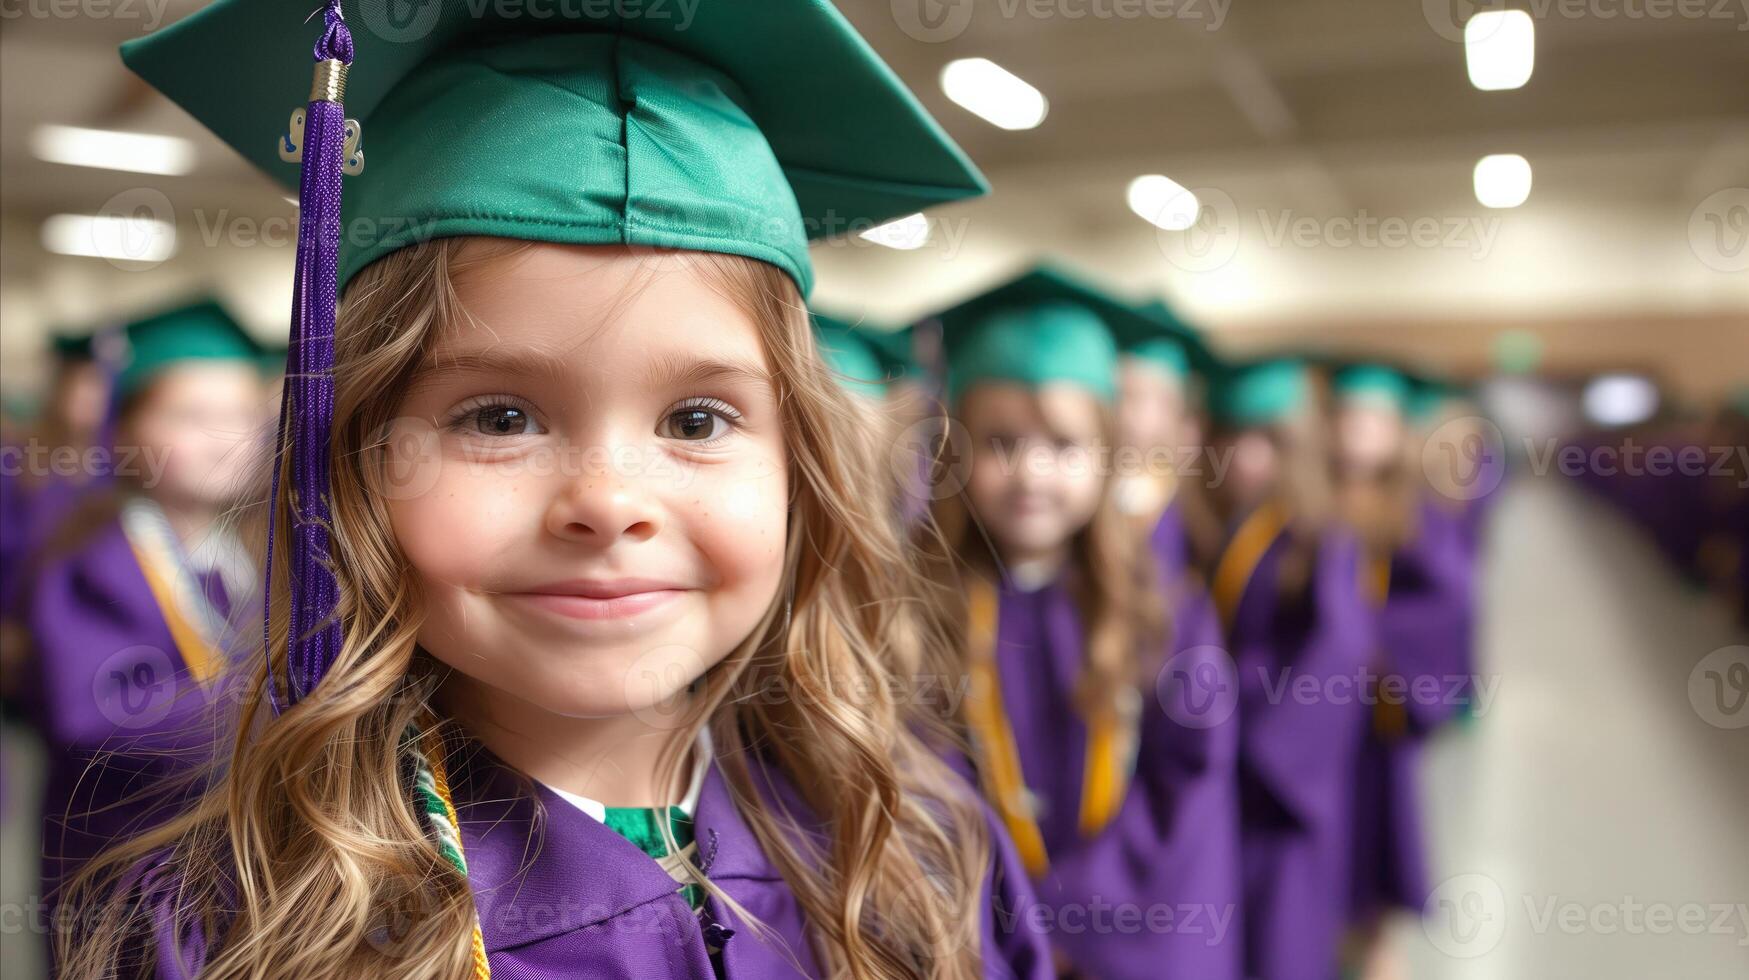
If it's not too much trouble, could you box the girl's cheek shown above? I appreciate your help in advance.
[685,457,788,584]
[965,451,1008,514]
[391,463,537,587]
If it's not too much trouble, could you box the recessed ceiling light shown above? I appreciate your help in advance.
[30,124,195,176]
[859,212,930,250]
[1465,10,1535,91]
[1474,154,1532,208]
[41,213,177,262]
[1127,175,1200,231]
[940,58,1048,131]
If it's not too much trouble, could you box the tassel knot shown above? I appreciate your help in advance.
[313,0,354,65]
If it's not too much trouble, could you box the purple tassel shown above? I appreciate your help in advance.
[265,0,355,711]
[90,323,128,483]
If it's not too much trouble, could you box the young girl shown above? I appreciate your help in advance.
[1329,364,1475,980]
[921,267,1242,980]
[1111,299,1214,584]
[23,300,264,906]
[1,332,110,625]
[73,2,1050,977]
[1188,358,1373,980]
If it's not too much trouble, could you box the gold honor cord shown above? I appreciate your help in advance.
[963,576,1135,879]
[1152,472,1180,521]
[120,501,231,688]
[415,724,493,979]
[1211,501,1291,630]
[1361,549,1409,741]
[1363,550,1392,608]
[127,543,222,686]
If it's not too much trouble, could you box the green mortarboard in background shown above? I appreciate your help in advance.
[115,300,261,400]
[1726,385,1749,420]
[934,265,1157,404]
[258,343,290,379]
[120,0,987,297]
[1406,375,1467,422]
[1209,357,1312,427]
[1126,299,1216,382]
[862,324,918,382]
[1493,329,1543,375]
[50,331,96,363]
[1332,362,1413,412]
[812,313,900,400]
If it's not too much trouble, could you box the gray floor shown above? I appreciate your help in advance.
[2,475,1745,979]
[1,721,46,979]
[1397,476,1749,979]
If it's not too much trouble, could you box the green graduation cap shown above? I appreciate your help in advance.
[50,330,96,363]
[862,324,919,382]
[114,300,261,399]
[1209,357,1312,427]
[1332,362,1413,412]
[1728,385,1749,421]
[257,342,290,379]
[121,0,987,708]
[119,0,988,298]
[1126,299,1216,381]
[811,313,909,400]
[934,265,1165,405]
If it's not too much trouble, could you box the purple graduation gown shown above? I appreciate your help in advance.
[1227,527,1373,980]
[456,748,1051,979]
[0,469,94,620]
[24,517,232,901]
[987,573,1244,980]
[1346,500,1476,923]
[1148,497,1189,585]
[138,744,1054,980]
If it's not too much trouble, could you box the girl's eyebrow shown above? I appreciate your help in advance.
[407,347,776,399]
[641,352,775,398]
[406,347,574,392]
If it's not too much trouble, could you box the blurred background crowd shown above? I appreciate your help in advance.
[0,1,1745,978]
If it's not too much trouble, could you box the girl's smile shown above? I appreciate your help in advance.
[501,578,695,625]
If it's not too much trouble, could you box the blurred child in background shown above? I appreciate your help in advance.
[22,299,263,913]
[1329,364,1476,980]
[924,267,1243,980]
[1186,357,1374,980]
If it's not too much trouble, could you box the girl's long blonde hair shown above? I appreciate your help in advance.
[59,238,992,979]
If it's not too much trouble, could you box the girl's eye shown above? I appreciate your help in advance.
[454,401,543,437]
[658,398,740,443]
[660,408,729,442]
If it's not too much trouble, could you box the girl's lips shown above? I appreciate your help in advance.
[507,589,688,622]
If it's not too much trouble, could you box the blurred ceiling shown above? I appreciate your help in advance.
[1,1,1745,393]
